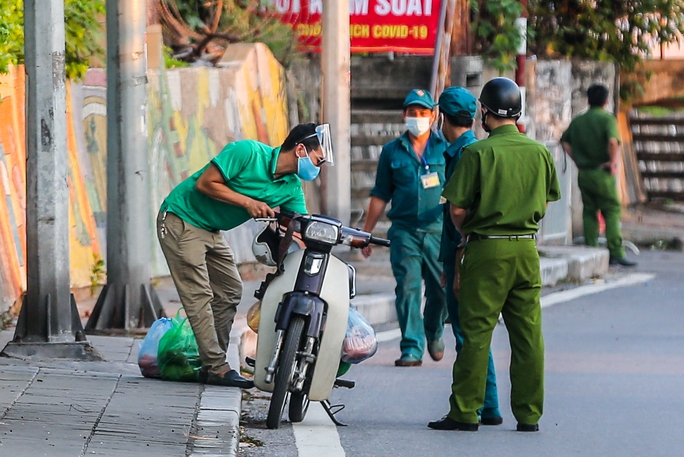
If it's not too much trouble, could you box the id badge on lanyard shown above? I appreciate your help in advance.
[419,148,440,189]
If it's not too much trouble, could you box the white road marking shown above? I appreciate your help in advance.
[374,273,656,343]
[293,402,346,457]
[540,273,655,309]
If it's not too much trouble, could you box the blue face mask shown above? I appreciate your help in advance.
[297,150,321,181]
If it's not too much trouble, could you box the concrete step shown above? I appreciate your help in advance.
[538,246,609,283]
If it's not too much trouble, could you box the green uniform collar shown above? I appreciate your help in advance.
[488,124,520,137]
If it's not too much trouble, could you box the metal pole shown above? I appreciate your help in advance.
[86,0,164,331]
[321,0,351,226]
[430,0,449,98]
[1,0,100,360]
[515,0,528,133]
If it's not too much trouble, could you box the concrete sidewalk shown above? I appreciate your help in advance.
[0,326,244,456]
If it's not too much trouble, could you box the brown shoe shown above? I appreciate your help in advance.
[394,355,422,367]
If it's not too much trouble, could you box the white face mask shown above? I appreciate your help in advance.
[405,117,431,137]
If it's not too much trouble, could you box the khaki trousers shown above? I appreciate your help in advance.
[157,211,243,375]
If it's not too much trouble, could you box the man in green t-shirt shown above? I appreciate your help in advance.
[157,123,330,388]
[561,83,636,266]
[429,78,561,433]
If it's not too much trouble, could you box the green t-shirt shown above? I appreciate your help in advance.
[161,140,308,232]
[560,107,621,169]
[370,132,447,232]
[442,124,561,236]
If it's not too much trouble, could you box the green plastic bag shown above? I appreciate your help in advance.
[157,311,202,382]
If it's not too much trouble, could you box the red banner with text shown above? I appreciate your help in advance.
[270,0,441,54]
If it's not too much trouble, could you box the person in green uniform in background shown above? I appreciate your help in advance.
[157,123,331,388]
[437,86,502,425]
[429,78,561,432]
[362,89,448,367]
[561,83,637,267]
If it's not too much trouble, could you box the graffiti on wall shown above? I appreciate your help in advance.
[0,43,289,311]
[0,66,102,310]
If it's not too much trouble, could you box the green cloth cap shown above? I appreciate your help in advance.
[403,89,436,110]
[438,86,477,119]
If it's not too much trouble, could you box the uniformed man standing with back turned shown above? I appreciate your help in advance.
[429,78,561,432]
[437,86,502,426]
[561,83,637,267]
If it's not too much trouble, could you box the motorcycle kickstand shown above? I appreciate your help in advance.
[320,399,347,427]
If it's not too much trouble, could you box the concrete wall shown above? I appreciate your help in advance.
[0,43,290,314]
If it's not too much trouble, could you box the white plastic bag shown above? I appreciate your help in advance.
[138,317,173,378]
[341,307,378,364]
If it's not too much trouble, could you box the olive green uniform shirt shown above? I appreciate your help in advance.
[442,124,561,235]
[560,107,621,169]
[161,140,308,232]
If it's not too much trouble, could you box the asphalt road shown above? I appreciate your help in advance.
[241,250,684,457]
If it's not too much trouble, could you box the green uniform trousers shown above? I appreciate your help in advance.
[448,238,544,425]
[578,169,625,258]
[444,262,501,419]
[388,225,447,360]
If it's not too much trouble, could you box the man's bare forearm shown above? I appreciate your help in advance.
[449,204,467,245]
[608,138,619,164]
[363,196,388,233]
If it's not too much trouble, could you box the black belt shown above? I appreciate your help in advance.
[467,233,536,242]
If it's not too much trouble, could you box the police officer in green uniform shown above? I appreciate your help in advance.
[429,78,561,432]
[362,89,448,367]
[561,83,636,267]
[437,86,502,425]
[157,123,331,388]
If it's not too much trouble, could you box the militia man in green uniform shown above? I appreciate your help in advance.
[362,89,448,367]
[157,123,331,388]
[429,78,561,432]
[437,86,502,425]
[561,83,636,266]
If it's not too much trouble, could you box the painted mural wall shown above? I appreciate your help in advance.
[0,43,290,312]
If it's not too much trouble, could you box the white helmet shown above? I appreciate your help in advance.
[252,224,300,266]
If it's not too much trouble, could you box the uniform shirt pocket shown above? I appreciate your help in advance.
[390,159,416,187]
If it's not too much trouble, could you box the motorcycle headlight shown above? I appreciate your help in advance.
[303,221,339,245]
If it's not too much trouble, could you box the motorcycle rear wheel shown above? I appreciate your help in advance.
[266,316,305,429]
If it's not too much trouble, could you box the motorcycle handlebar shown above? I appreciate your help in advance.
[255,212,390,248]
[369,236,390,247]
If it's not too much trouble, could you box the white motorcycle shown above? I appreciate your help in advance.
[248,212,389,429]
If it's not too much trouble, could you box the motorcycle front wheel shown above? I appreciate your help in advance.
[266,315,305,429]
[289,391,310,423]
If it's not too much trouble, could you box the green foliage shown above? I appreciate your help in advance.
[471,0,525,74]
[166,0,298,67]
[0,0,105,79]
[164,46,189,68]
[528,0,684,73]
[90,253,106,296]
[0,2,24,74]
